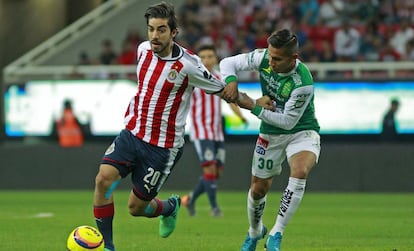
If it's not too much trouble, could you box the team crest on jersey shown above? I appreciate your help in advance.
[105,143,115,155]
[167,69,178,82]
[294,93,310,108]
[204,147,214,161]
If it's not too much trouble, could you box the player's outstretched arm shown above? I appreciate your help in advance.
[237,92,275,111]
[222,81,239,103]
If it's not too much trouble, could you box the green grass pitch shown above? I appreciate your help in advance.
[0,190,413,251]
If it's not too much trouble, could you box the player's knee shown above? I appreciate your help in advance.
[128,199,149,217]
[203,164,217,174]
[95,172,113,189]
[291,166,312,179]
[127,202,142,216]
[251,189,267,200]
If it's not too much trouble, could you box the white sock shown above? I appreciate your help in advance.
[247,189,267,238]
[270,177,306,236]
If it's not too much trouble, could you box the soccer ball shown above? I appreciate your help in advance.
[67,225,104,251]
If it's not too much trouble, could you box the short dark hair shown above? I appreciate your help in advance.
[144,2,178,31]
[391,98,400,106]
[267,29,298,56]
[196,44,216,54]
[63,99,73,109]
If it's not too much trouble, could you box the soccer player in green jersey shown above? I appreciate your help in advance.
[220,29,321,251]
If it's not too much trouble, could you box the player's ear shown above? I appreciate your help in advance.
[172,28,178,39]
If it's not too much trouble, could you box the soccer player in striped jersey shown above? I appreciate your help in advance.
[92,3,236,251]
[182,45,246,218]
[220,29,321,251]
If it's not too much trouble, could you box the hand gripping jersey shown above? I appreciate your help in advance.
[189,70,224,142]
[220,48,320,135]
[124,41,225,148]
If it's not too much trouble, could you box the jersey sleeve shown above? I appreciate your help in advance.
[187,55,226,95]
[136,41,149,61]
[252,85,314,130]
[219,49,266,84]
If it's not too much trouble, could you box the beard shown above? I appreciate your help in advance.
[151,40,170,56]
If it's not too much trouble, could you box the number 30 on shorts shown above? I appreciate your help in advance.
[257,157,274,170]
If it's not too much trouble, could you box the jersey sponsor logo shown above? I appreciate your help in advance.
[262,75,280,99]
[255,145,266,155]
[262,65,272,74]
[167,69,178,82]
[257,136,269,148]
[281,81,293,98]
[105,143,115,155]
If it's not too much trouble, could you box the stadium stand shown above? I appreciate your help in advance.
[3,0,414,83]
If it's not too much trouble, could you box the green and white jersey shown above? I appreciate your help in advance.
[220,48,320,135]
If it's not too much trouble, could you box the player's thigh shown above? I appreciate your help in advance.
[286,130,320,177]
[100,129,139,178]
[286,130,321,164]
[131,142,183,201]
[252,134,288,179]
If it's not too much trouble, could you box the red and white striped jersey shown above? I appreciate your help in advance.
[189,70,224,141]
[124,41,225,148]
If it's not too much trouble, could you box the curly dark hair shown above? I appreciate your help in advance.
[144,2,178,31]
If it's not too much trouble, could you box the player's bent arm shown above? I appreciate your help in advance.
[253,86,314,130]
[222,81,239,102]
[220,50,265,102]
[219,49,264,80]
[187,56,226,95]
[237,92,275,111]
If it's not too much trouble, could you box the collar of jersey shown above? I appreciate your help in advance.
[155,43,184,61]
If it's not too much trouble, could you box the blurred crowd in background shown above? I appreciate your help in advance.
[77,0,414,67]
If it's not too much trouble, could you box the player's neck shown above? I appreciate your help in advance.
[158,42,174,58]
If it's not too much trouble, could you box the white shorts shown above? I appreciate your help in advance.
[251,130,321,179]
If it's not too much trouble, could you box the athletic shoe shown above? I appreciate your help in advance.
[241,226,267,251]
[211,207,223,217]
[159,195,181,238]
[181,194,196,216]
[264,232,282,251]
